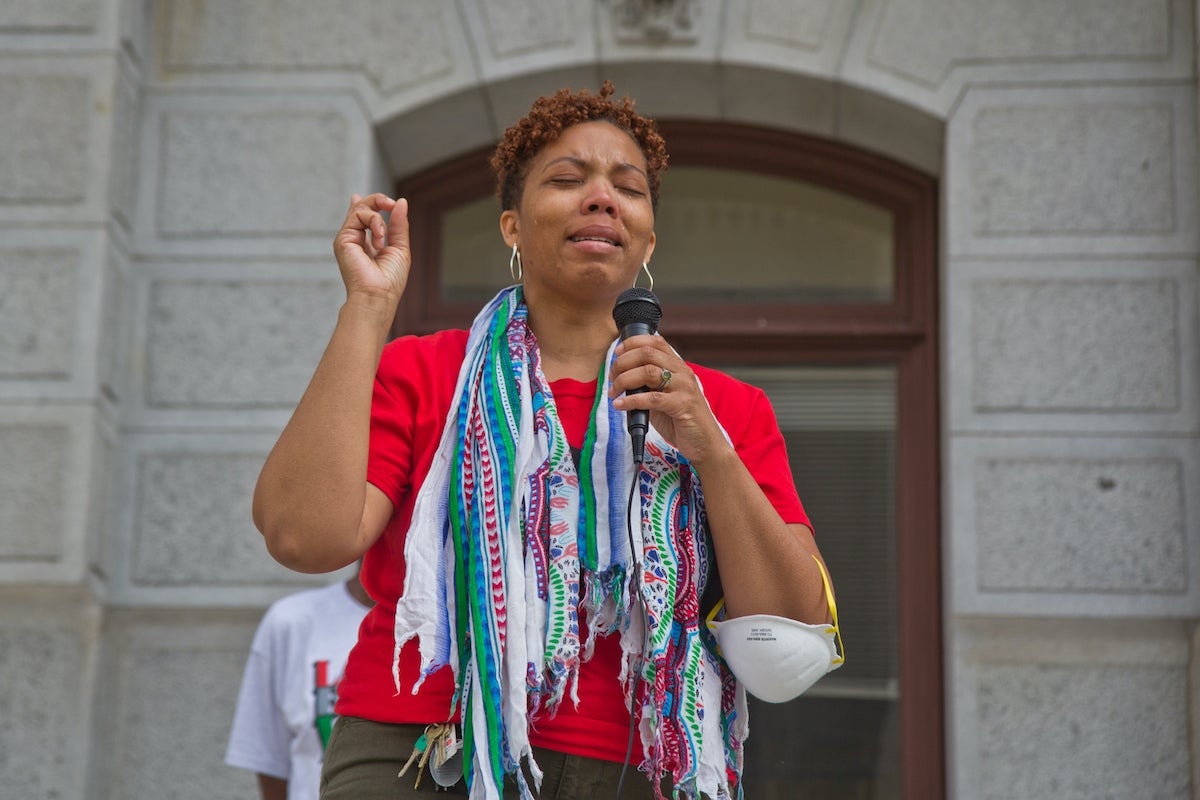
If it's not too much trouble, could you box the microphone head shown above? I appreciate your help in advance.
[612,287,662,333]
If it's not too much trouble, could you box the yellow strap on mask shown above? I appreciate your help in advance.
[704,554,844,665]
[813,554,845,664]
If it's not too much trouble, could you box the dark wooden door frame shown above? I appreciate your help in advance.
[395,120,944,800]
[658,122,943,800]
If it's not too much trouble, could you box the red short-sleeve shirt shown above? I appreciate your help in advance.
[336,329,808,763]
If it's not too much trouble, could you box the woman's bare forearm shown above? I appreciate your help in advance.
[256,194,410,572]
[694,446,832,624]
[253,298,394,572]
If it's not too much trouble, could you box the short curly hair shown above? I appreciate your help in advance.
[491,80,669,213]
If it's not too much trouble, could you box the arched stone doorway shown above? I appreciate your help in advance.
[388,111,942,798]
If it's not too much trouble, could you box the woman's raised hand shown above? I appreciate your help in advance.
[333,193,411,309]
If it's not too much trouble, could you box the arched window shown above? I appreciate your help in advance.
[394,121,942,799]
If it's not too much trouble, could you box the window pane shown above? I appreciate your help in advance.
[440,196,507,303]
[723,365,899,799]
[437,167,895,306]
[653,167,894,304]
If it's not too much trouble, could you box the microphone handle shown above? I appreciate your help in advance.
[619,321,656,463]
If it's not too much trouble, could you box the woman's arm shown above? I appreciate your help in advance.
[690,447,831,624]
[609,336,833,624]
[256,774,288,800]
[252,194,408,573]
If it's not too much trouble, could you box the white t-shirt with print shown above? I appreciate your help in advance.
[225,580,370,800]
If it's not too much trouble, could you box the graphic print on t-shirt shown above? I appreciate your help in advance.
[313,660,340,749]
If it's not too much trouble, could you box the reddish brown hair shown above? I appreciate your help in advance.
[491,80,669,212]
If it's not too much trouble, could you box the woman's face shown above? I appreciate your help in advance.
[500,120,656,308]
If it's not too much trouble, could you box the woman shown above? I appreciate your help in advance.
[254,83,835,800]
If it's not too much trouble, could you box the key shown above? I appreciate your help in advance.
[414,724,449,789]
[397,732,428,779]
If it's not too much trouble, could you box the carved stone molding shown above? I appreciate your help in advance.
[608,0,699,43]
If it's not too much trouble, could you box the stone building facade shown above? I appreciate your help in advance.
[1,1,1197,797]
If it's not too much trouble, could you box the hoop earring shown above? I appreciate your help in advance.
[637,261,654,292]
[509,243,522,282]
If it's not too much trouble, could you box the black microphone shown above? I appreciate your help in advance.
[612,288,662,464]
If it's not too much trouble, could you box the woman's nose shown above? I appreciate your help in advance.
[583,182,617,216]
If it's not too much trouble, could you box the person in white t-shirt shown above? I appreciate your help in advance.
[225,564,373,800]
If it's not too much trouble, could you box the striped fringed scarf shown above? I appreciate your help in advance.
[393,287,745,800]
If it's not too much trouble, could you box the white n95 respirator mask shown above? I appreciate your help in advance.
[706,555,844,704]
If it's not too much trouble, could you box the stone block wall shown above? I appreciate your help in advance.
[1,0,1196,797]
[930,2,1199,795]
[0,2,126,793]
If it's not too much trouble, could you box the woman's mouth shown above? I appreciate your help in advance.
[569,235,621,247]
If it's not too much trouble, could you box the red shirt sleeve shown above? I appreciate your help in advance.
[692,363,810,529]
[365,329,469,507]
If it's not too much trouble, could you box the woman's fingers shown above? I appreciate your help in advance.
[609,336,730,463]
[339,194,405,258]
[343,194,395,244]
[334,193,411,300]
[385,197,409,250]
[609,338,674,396]
[633,363,673,394]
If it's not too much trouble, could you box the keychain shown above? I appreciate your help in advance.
[398,724,462,790]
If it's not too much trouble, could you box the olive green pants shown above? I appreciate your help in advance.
[321,716,667,799]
